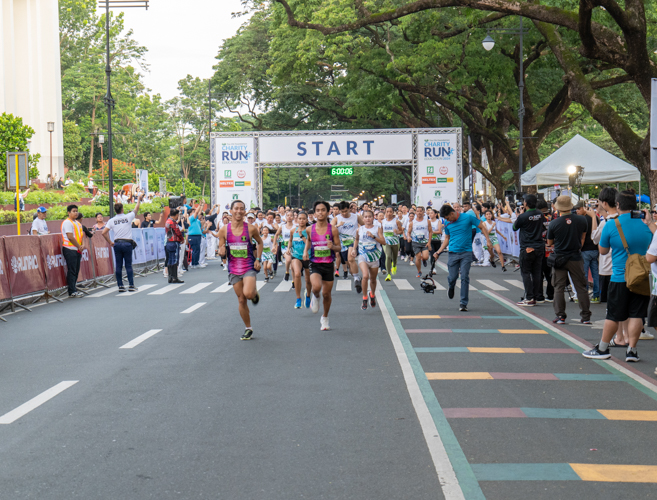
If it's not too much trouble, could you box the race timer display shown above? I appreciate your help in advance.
[330,167,354,176]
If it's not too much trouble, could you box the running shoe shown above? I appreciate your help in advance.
[626,347,640,362]
[128,285,137,292]
[409,260,414,266]
[264,278,269,283]
[118,286,126,293]
[491,260,496,268]
[305,295,311,308]
[385,274,392,282]
[640,330,655,340]
[241,329,254,341]
[581,319,592,325]
[553,316,566,325]
[459,305,468,312]
[582,344,610,359]
[416,273,422,278]
[431,269,437,275]
[362,298,368,311]
[285,272,290,281]
[590,297,601,304]
[391,266,397,275]
[335,269,340,277]
[251,291,260,306]
[422,259,427,267]
[517,299,536,307]
[310,293,319,313]
[320,316,330,331]
[502,266,507,272]
[369,292,376,308]
[343,270,348,279]
[381,269,387,275]
[355,277,362,294]
[295,298,302,309]
[448,286,455,299]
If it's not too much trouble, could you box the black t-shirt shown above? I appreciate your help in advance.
[546,214,588,261]
[140,220,155,228]
[581,214,597,252]
[513,209,547,250]
[206,214,218,232]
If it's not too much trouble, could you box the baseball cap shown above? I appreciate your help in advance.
[37,206,47,213]
[573,200,586,209]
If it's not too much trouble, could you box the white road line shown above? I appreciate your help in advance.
[211,282,231,293]
[257,281,266,290]
[88,287,119,298]
[433,281,446,291]
[116,284,157,296]
[455,281,477,291]
[274,281,293,292]
[477,279,508,291]
[120,329,163,348]
[180,282,212,294]
[393,279,414,291]
[148,284,184,295]
[0,381,79,424]
[377,292,466,500]
[435,261,449,273]
[180,303,206,314]
[505,279,524,289]
[336,280,352,291]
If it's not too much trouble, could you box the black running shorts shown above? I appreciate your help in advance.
[606,281,649,322]
[310,262,335,282]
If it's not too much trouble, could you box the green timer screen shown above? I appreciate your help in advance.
[330,167,353,176]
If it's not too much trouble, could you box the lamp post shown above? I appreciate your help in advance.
[47,122,54,187]
[482,17,529,194]
[99,135,105,188]
[99,0,149,216]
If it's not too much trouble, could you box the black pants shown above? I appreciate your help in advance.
[600,274,611,302]
[519,248,544,301]
[430,240,441,269]
[538,255,554,301]
[62,247,81,296]
[404,240,415,259]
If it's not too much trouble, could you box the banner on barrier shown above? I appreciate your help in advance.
[131,229,146,264]
[78,246,94,283]
[4,236,46,297]
[142,228,157,261]
[155,228,166,261]
[92,233,114,278]
[496,219,520,258]
[0,238,11,301]
[40,234,68,291]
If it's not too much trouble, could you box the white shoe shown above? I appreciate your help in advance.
[310,293,319,313]
[640,330,655,340]
[320,316,330,331]
[199,263,207,268]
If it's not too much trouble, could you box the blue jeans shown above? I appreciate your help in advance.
[581,249,600,298]
[447,251,473,306]
[114,240,134,287]
[188,235,202,266]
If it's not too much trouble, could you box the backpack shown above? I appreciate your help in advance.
[614,218,651,295]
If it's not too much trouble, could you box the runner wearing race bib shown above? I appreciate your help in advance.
[408,206,432,278]
[287,212,312,309]
[484,210,507,271]
[260,227,275,282]
[332,200,364,293]
[429,208,443,275]
[382,206,403,282]
[274,211,296,281]
[354,210,386,310]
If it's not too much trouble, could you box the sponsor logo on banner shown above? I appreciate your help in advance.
[426,166,434,174]
[232,194,239,200]
[235,181,245,187]
[439,166,449,175]
[436,177,454,183]
[422,177,436,184]
[224,170,232,178]
[81,249,90,262]
[46,254,66,270]
[434,190,442,197]
[95,246,110,260]
[220,180,234,188]
[221,142,252,164]
[423,139,454,159]
[11,255,39,274]
[237,170,246,179]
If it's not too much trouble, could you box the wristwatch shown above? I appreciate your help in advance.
[255,257,261,262]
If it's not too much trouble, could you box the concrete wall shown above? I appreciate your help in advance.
[1,0,64,183]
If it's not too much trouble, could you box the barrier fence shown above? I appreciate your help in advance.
[0,228,166,319]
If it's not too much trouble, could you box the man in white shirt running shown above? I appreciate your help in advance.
[102,193,144,292]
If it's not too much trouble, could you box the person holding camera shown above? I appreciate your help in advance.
[546,196,590,324]
[583,190,656,362]
[575,200,601,303]
[165,208,185,284]
[513,194,547,307]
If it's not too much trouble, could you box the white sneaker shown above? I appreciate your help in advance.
[310,293,319,313]
[640,330,655,340]
[320,316,330,331]
[199,263,208,268]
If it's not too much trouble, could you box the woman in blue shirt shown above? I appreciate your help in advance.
[187,204,204,268]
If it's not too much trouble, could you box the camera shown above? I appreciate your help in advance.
[630,210,646,219]
[169,196,184,209]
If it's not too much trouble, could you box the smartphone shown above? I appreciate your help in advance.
[630,210,646,219]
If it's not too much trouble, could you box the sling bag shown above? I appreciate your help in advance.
[614,218,651,296]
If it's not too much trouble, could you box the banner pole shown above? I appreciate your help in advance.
[15,155,20,235]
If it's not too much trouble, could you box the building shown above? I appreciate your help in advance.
[1,0,64,183]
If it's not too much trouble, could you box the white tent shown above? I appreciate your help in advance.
[521,134,640,186]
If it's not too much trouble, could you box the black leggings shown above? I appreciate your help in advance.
[430,240,441,269]
[404,239,415,259]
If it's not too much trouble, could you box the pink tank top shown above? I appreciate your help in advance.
[310,224,335,264]
[226,222,255,275]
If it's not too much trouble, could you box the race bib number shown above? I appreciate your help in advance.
[340,234,354,247]
[384,231,395,238]
[314,245,331,258]
[230,243,248,259]
[432,234,440,240]
[263,246,271,253]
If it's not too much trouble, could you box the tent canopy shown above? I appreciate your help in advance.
[521,134,640,186]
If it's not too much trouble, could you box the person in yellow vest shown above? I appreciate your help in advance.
[61,204,85,298]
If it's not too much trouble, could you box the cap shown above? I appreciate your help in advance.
[574,200,586,209]
[37,206,47,213]
[247,213,255,218]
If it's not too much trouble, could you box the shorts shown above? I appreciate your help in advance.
[412,242,429,254]
[485,235,499,248]
[606,281,649,322]
[310,262,335,282]
[292,257,310,269]
[358,255,379,268]
[229,269,258,286]
[340,247,353,264]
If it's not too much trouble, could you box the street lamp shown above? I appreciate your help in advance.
[99,0,150,216]
[99,135,105,188]
[482,19,529,194]
[47,122,55,186]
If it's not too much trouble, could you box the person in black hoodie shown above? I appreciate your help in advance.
[513,194,547,306]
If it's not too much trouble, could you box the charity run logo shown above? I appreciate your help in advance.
[11,255,39,274]
[423,139,454,159]
[221,142,252,165]
[46,254,66,270]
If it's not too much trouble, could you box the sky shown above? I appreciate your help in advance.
[98,0,248,101]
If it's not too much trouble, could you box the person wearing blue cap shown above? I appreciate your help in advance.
[31,207,50,235]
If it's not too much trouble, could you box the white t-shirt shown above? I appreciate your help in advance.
[31,218,49,235]
[647,230,657,295]
[106,212,136,240]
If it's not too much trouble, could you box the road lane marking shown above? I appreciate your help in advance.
[120,329,163,349]
[116,284,157,296]
[256,281,266,290]
[426,372,621,381]
[336,281,351,292]
[88,288,119,297]
[149,284,184,295]
[377,288,477,500]
[406,328,548,334]
[274,281,293,292]
[471,463,657,482]
[181,303,206,314]
[570,463,657,482]
[476,279,508,291]
[504,279,524,289]
[180,282,212,294]
[415,347,577,354]
[455,282,477,290]
[0,381,78,424]
[211,282,231,293]
[393,279,414,290]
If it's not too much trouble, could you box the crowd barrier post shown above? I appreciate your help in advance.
[0,237,13,320]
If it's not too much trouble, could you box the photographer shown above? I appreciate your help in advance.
[165,209,185,284]
[513,194,547,307]
[546,196,590,324]
[575,200,601,304]
[583,190,656,362]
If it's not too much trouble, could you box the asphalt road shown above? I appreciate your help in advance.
[1,256,657,499]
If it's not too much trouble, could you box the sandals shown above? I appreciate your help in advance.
[609,339,629,348]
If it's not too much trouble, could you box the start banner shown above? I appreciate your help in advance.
[3,236,46,297]
[0,238,11,301]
